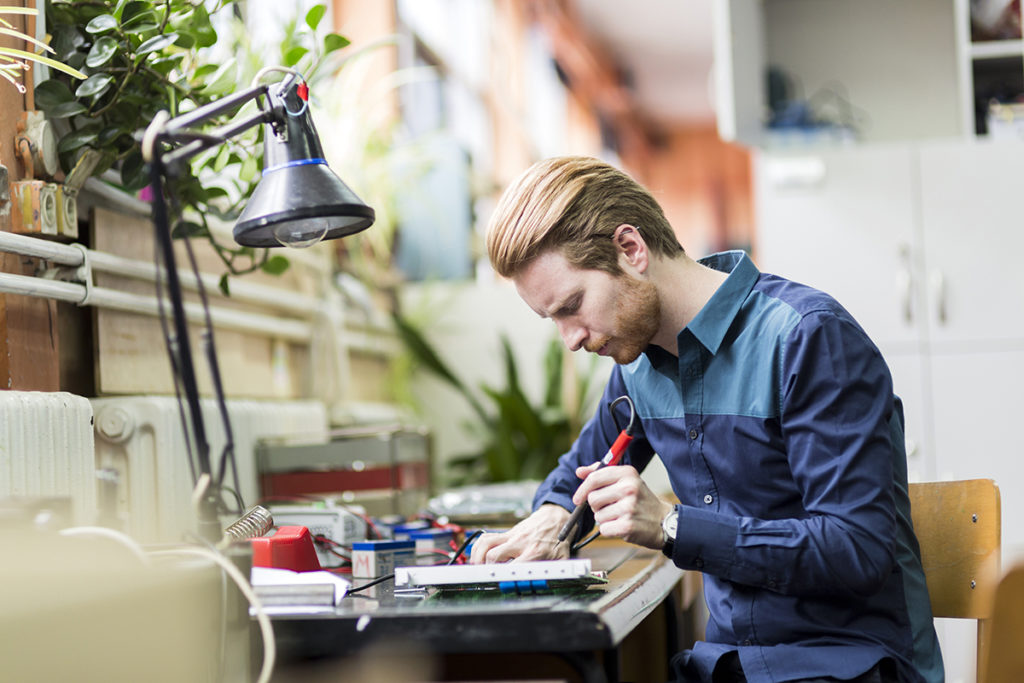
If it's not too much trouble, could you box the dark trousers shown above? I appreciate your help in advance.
[711,653,900,683]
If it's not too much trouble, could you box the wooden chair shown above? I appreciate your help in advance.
[908,479,1001,683]
[982,562,1024,683]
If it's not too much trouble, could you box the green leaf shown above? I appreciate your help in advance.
[283,45,308,67]
[192,63,218,80]
[239,155,258,182]
[75,73,114,98]
[120,150,148,192]
[392,314,468,394]
[122,8,158,33]
[51,24,86,61]
[305,5,326,31]
[212,144,231,172]
[137,32,178,56]
[199,57,237,96]
[121,1,153,25]
[261,254,290,276]
[218,273,230,297]
[85,14,118,34]
[97,127,124,147]
[33,79,75,109]
[543,338,562,407]
[172,32,195,50]
[57,127,99,154]
[172,221,208,238]
[47,101,88,119]
[86,35,119,67]
[323,33,350,54]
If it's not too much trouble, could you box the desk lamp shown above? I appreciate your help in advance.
[140,67,374,540]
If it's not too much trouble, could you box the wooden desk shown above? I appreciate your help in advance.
[267,540,685,682]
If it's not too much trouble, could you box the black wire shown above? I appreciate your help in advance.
[152,180,198,486]
[345,573,395,594]
[609,395,636,435]
[448,530,483,565]
[219,485,245,515]
[180,231,242,507]
[571,529,601,554]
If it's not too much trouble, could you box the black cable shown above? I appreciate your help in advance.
[571,529,601,554]
[447,529,483,565]
[153,184,198,486]
[609,395,636,435]
[219,485,245,515]
[345,573,395,594]
[180,230,243,508]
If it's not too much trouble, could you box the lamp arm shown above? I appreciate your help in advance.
[142,82,286,172]
[163,82,271,133]
[161,108,277,170]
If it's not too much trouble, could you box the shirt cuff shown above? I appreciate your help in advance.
[669,505,738,572]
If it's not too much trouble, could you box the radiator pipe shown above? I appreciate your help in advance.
[0,230,320,316]
[0,271,311,341]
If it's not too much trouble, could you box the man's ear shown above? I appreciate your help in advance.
[613,224,649,274]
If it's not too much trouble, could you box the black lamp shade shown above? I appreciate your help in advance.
[234,81,374,248]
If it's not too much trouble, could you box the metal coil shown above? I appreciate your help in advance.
[222,505,274,542]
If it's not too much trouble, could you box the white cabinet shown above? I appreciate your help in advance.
[755,144,935,477]
[755,140,1024,561]
[714,0,967,146]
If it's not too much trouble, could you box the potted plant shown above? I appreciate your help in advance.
[34,0,351,287]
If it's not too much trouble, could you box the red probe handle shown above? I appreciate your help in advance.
[601,431,633,466]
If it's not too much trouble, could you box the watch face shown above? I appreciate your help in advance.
[663,510,678,539]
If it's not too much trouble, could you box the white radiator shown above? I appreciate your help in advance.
[0,391,96,525]
[92,396,328,543]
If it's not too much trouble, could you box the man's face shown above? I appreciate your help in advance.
[514,250,660,364]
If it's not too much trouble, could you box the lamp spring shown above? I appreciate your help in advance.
[223,505,274,543]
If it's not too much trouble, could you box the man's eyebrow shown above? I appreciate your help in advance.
[548,291,581,318]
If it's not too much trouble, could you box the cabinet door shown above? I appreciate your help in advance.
[754,144,933,476]
[712,0,764,144]
[929,348,1024,559]
[918,139,1024,345]
[755,144,923,351]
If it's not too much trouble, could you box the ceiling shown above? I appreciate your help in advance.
[574,0,717,127]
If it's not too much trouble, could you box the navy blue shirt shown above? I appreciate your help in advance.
[533,251,943,683]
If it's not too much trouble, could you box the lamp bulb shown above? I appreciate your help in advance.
[272,221,328,249]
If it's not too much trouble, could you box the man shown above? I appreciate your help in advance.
[469,156,943,683]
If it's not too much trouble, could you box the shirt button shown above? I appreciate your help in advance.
[767,579,777,589]
[688,429,698,440]
[742,639,752,646]
[694,558,704,569]
[703,494,713,505]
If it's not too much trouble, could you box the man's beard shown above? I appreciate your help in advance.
[585,276,661,364]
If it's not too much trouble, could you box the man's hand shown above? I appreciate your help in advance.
[573,463,674,550]
[468,504,572,564]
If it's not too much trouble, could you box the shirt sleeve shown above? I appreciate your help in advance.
[668,308,900,598]
[532,368,657,535]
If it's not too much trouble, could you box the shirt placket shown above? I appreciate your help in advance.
[678,337,717,514]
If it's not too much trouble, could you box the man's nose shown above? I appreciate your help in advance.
[556,319,586,352]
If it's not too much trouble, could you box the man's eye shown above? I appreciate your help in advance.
[560,298,580,316]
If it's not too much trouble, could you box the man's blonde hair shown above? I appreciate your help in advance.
[486,156,683,278]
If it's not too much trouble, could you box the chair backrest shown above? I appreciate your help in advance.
[908,479,1001,682]
[984,562,1024,683]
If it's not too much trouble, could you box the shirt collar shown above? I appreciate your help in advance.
[636,250,759,369]
[684,250,759,354]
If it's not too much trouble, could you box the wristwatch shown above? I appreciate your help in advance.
[661,506,678,557]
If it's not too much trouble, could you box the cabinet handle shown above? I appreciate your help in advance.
[898,244,913,324]
[929,270,947,325]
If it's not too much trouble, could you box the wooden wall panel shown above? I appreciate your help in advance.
[90,206,318,399]
[0,1,60,391]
